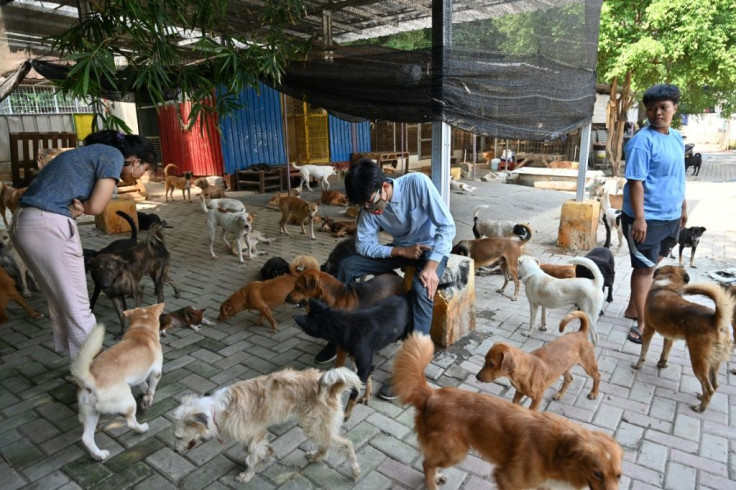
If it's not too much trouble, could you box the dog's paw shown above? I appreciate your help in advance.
[91,449,110,461]
[141,395,153,410]
[191,325,201,333]
[30,312,44,319]
[235,471,255,483]
[587,391,598,400]
[631,362,643,370]
[22,290,32,298]
[691,403,706,413]
[656,360,668,369]
[539,325,547,331]
[520,331,531,337]
[134,422,149,433]
[436,473,447,485]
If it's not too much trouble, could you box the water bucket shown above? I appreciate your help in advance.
[491,158,500,171]
[594,150,606,164]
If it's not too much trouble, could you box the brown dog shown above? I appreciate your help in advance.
[193,178,226,198]
[217,255,319,331]
[319,217,357,238]
[267,189,301,206]
[320,190,349,206]
[451,235,528,300]
[163,163,193,202]
[278,196,319,240]
[0,268,43,324]
[632,266,734,412]
[0,181,27,226]
[285,269,407,367]
[540,263,576,279]
[394,333,623,490]
[159,306,214,336]
[345,205,361,219]
[476,311,600,410]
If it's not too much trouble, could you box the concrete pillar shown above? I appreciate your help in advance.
[557,199,600,250]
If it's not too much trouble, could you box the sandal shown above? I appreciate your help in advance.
[627,326,642,344]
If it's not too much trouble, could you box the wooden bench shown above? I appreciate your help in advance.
[236,168,284,193]
[9,132,77,187]
[351,152,410,173]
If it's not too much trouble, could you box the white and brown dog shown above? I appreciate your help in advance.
[164,163,193,202]
[472,205,532,240]
[70,303,165,460]
[292,163,337,192]
[199,195,252,263]
[518,255,604,345]
[173,367,363,483]
[193,177,226,199]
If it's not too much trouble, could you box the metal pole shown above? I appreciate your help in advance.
[575,122,592,201]
[430,0,452,206]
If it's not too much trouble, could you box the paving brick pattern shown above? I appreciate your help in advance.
[1,152,735,488]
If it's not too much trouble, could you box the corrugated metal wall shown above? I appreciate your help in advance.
[158,102,223,176]
[328,115,371,162]
[219,83,286,174]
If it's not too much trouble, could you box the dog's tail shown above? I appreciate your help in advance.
[473,205,489,220]
[318,367,362,401]
[602,211,612,248]
[290,162,302,170]
[393,332,435,410]
[681,282,735,356]
[164,163,177,177]
[569,257,604,292]
[559,311,590,335]
[70,324,106,390]
[290,255,320,274]
[513,224,532,243]
[115,210,137,242]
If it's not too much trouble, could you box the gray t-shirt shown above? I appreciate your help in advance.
[20,144,123,218]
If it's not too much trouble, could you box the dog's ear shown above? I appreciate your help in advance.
[304,273,318,291]
[188,412,210,428]
[498,350,516,372]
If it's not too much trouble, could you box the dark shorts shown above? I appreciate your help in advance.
[621,213,679,269]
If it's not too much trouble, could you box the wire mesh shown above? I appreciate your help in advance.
[0,84,93,115]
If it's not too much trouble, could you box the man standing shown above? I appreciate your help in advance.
[315,158,456,400]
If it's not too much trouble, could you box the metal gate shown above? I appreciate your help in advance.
[283,96,329,164]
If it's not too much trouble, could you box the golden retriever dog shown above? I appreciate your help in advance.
[267,189,301,206]
[518,255,603,345]
[476,311,600,410]
[173,367,362,483]
[278,196,320,240]
[193,177,226,198]
[632,265,734,412]
[0,181,27,226]
[394,333,623,490]
[70,303,165,460]
[320,190,349,206]
[163,163,193,202]
[217,255,319,331]
[451,235,529,301]
[0,267,43,324]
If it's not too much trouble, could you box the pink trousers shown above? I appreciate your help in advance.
[10,207,97,357]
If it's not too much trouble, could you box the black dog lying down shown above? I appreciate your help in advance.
[575,246,615,305]
[294,294,412,420]
[89,223,181,337]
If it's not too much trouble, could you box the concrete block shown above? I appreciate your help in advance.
[557,199,600,250]
[94,195,138,235]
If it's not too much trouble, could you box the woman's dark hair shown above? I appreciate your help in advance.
[84,130,157,169]
[344,158,385,204]
[642,84,681,106]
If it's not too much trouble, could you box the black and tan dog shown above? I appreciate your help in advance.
[632,266,734,412]
[83,211,138,271]
[319,217,358,238]
[164,163,193,202]
[669,226,707,268]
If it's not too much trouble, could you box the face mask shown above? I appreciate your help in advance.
[369,198,388,215]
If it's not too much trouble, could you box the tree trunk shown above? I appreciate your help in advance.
[605,72,636,177]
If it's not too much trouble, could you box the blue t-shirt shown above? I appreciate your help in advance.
[623,126,686,221]
[20,144,123,218]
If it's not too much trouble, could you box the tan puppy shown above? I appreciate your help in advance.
[540,263,576,279]
[518,255,603,345]
[394,333,623,490]
[217,255,319,331]
[267,188,301,206]
[632,266,734,412]
[451,235,529,300]
[193,177,226,198]
[0,181,27,226]
[476,311,600,410]
[320,190,349,206]
[0,268,43,324]
[70,303,165,460]
[173,367,362,483]
[278,196,319,240]
[163,163,192,202]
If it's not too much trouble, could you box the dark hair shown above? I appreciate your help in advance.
[642,84,681,106]
[84,130,157,169]
[344,158,385,204]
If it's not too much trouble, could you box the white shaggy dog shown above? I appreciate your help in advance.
[70,303,165,460]
[472,205,532,241]
[292,164,337,192]
[449,180,477,193]
[518,256,604,345]
[199,195,252,263]
[173,367,363,484]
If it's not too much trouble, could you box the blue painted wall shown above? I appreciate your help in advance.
[328,115,371,162]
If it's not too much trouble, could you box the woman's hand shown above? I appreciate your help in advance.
[67,198,85,219]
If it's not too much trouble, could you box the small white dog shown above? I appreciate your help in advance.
[199,195,252,263]
[173,367,363,484]
[229,229,273,257]
[292,164,337,192]
[0,230,34,297]
[518,256,603,345]
[472,205,532,241]
[70,303,165,460]
[600,189,623,249]
[450,180,477,193]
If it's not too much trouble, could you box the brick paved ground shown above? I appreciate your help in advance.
[0,152,734,489]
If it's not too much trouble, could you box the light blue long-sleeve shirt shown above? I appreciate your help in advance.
[355,172,456,263]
